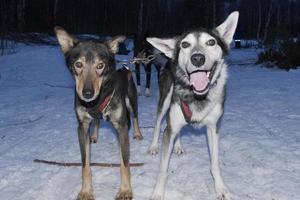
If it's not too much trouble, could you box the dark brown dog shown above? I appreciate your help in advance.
[55,27,143,200]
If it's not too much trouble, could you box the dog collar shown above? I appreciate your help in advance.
[86,90,115,119]
[180,100,192,122]
[98,89,115,113]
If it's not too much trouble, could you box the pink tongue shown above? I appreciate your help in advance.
[190,72,209,91]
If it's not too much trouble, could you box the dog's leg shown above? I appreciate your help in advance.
[90,119,99,143]
[132,117,143,140]
[135,63,141,95]
[207,124,231,200]
[144,63,152,97]
[127,75,143,140]
[77,121,94,200]
[148,84,173,155]
[148,69,173,155]
[150,105,186,200]
[155,63,161,82]
[174,135,184,155]
[150,127,176,200]
[113,122,133,200]
[148,109,165,155]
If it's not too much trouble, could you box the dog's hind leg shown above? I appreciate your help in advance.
[150,105,186,200]
[207,123,231,200]
[144,63,152,97]
[135,63,141,95]
[127,72,143,140]
[154,63,161,82]
[148,69,173,155]
[113,122,133,200]
[90,119,99,143]
[77,121,95,200]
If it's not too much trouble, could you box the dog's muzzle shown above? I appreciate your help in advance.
[191,53,205,67]
[82,88,94,100]
[189,63,217,96]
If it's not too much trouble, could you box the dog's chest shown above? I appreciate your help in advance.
[76,106,93,121]
[189,101,215,123]
[175,90,223,124]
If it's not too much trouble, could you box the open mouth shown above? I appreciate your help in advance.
[189,66,216,95]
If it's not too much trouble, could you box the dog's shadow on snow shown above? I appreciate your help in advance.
[180,125,206,137]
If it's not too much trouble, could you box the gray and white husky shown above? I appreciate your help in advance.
[146,12,239,200]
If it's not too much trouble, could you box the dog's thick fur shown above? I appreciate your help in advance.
[146,12,239,200]
[55,27,143,200]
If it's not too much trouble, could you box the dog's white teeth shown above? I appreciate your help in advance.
[207,72,210,78]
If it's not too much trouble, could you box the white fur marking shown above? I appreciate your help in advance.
[76,106,93,121]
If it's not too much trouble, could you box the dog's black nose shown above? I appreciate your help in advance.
[82,89,94,99]
[191,53,205,67]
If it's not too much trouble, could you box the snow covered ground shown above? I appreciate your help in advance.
[0,44,299,200]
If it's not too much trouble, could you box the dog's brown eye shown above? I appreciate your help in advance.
[181,41,190,48]
[74,61,83,68]
[97,63,105,70]
[207,39,216,46]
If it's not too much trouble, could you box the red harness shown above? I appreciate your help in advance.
[97,92,113,113]
[86,91,114,119]
[180,100,192,122]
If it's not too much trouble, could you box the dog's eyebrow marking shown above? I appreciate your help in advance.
[85,51,95,63]
[77,56,86,63]
[199,32,214,44]
[194,32,201,42]
[183,33,197,46]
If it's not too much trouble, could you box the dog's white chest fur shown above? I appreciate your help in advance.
[190,101,223,126]
[190,64,227,125]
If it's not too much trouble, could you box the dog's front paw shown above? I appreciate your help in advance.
[134,133,144,140]
[149,193,163,200]
[137,85,141,96]
[90,136,98,144]
[147,145,159,155]
[145,88,151,97]
[174,146,184,155]
[76,191,95,200]
[115,190,133,200]
[216,187,231,200]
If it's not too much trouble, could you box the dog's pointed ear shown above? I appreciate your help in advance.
[146,37,176,59]
[215,11,239,46]
[54,26,78,54]
[107,36,126,54]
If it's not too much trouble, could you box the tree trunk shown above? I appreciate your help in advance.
[256,0,262,46]
[138,0,144,35]
[212,0,216,27]
[53,0,58,26]
[262,0,274,45]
